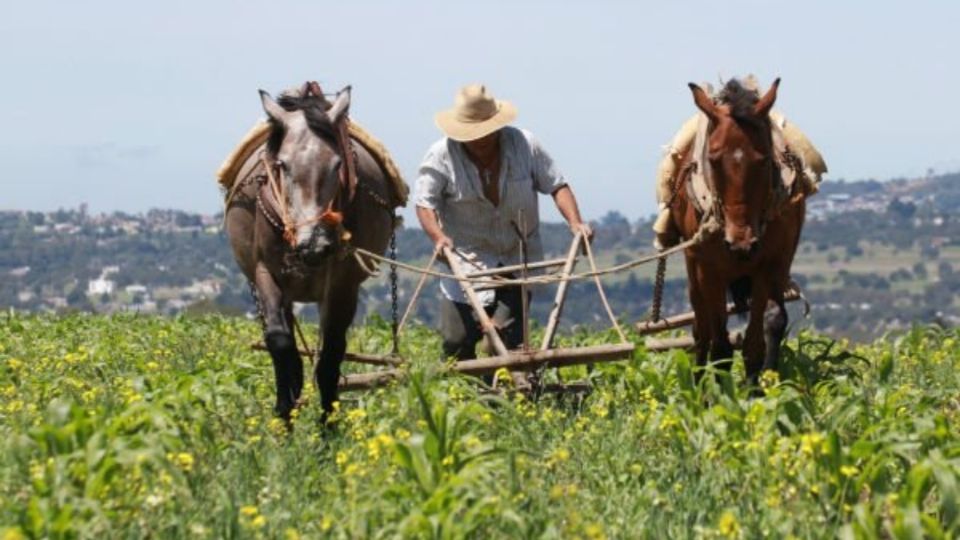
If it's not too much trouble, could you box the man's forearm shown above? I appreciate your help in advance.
[552,185,584,228]
[416,206,452,249]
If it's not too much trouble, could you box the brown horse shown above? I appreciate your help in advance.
[225,83,394,419]
[669,77,805,385]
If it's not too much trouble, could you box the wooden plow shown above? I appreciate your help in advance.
[337,228,635,392]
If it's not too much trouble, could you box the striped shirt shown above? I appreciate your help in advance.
[415,126,567,304]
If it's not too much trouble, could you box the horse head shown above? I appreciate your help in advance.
[259,86,352,264]
[688,78,780,256]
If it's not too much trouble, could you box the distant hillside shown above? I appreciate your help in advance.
[2,172,958,341]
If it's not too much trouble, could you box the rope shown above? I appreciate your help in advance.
[350,216,719,288]
[582,232,628,343]
[292,316,315,366]
[397,249,438,334]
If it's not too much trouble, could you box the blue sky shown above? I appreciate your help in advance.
[2,0,957,223]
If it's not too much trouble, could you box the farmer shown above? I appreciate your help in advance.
[415,84,592,381]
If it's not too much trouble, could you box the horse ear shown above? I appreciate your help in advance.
[688,83,718,122]
[259,90,289,124]
[754,77,780,117]
[326,85,352,124]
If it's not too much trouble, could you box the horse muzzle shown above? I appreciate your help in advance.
[293,226,335,265]
[723,225,759,258]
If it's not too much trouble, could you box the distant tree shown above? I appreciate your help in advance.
[938,261,954,280]
[887,198,916,219]
[845,243,864,258]
[920,243,940,259]
[913,262,928,280]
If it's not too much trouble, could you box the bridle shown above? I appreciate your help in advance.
[260,153,346,248]
[698,114,779,238]
[257,117,358,249]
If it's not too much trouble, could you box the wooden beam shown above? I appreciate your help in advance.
[338,343,635,392]
[644,332,743,352]
[541,232,583,350]
[635,287,802,335]
[443,247,510,358]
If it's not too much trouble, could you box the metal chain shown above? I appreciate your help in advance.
[389,222,400,356]
[247,280,266,332]
[651,162,681,323]
[651,255,667,322]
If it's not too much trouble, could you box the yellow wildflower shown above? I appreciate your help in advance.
[799,432,824,456]
[346,408,367,423]
[585,523,607,540]
[268,417,288,435]
[344,463,362,477]
[1,527,26,540]
[840,465,859,478]
[591,402,609,419]
[759,370,780,389]
[239,505,259,517]
[170,452,194,472]
[718,510,740,539]
[547,447,570,467]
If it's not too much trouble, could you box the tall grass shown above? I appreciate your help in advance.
[0,313,958,538]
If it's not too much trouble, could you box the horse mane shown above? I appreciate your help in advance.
[266,88,338,154]
[714,78,761,122]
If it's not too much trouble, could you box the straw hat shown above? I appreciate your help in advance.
[434,84,517,142]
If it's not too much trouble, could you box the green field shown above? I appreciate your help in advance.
[1,315,959,538]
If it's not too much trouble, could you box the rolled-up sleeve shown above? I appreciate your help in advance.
[415,168,447,210]
[415,147,448,210]
[526,131,567,195]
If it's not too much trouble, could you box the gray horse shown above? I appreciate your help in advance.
[225,84,394,419]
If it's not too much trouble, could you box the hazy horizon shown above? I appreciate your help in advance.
[3,1,958,223]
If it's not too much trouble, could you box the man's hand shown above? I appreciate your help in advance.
[434,235,454,254]
[417,205,454,257]
[571,222,594,243]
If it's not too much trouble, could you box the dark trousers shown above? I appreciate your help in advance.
[440,285,526,361]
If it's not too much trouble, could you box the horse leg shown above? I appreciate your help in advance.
[254,263,303,419]
[763,286,789,372]
[709,285,734,374]
[281,305,305,406]
[685,258,711,382]
[316,280,360,417]
[743,277,770,387]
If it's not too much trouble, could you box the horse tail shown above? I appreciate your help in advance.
[729,276,751,319]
